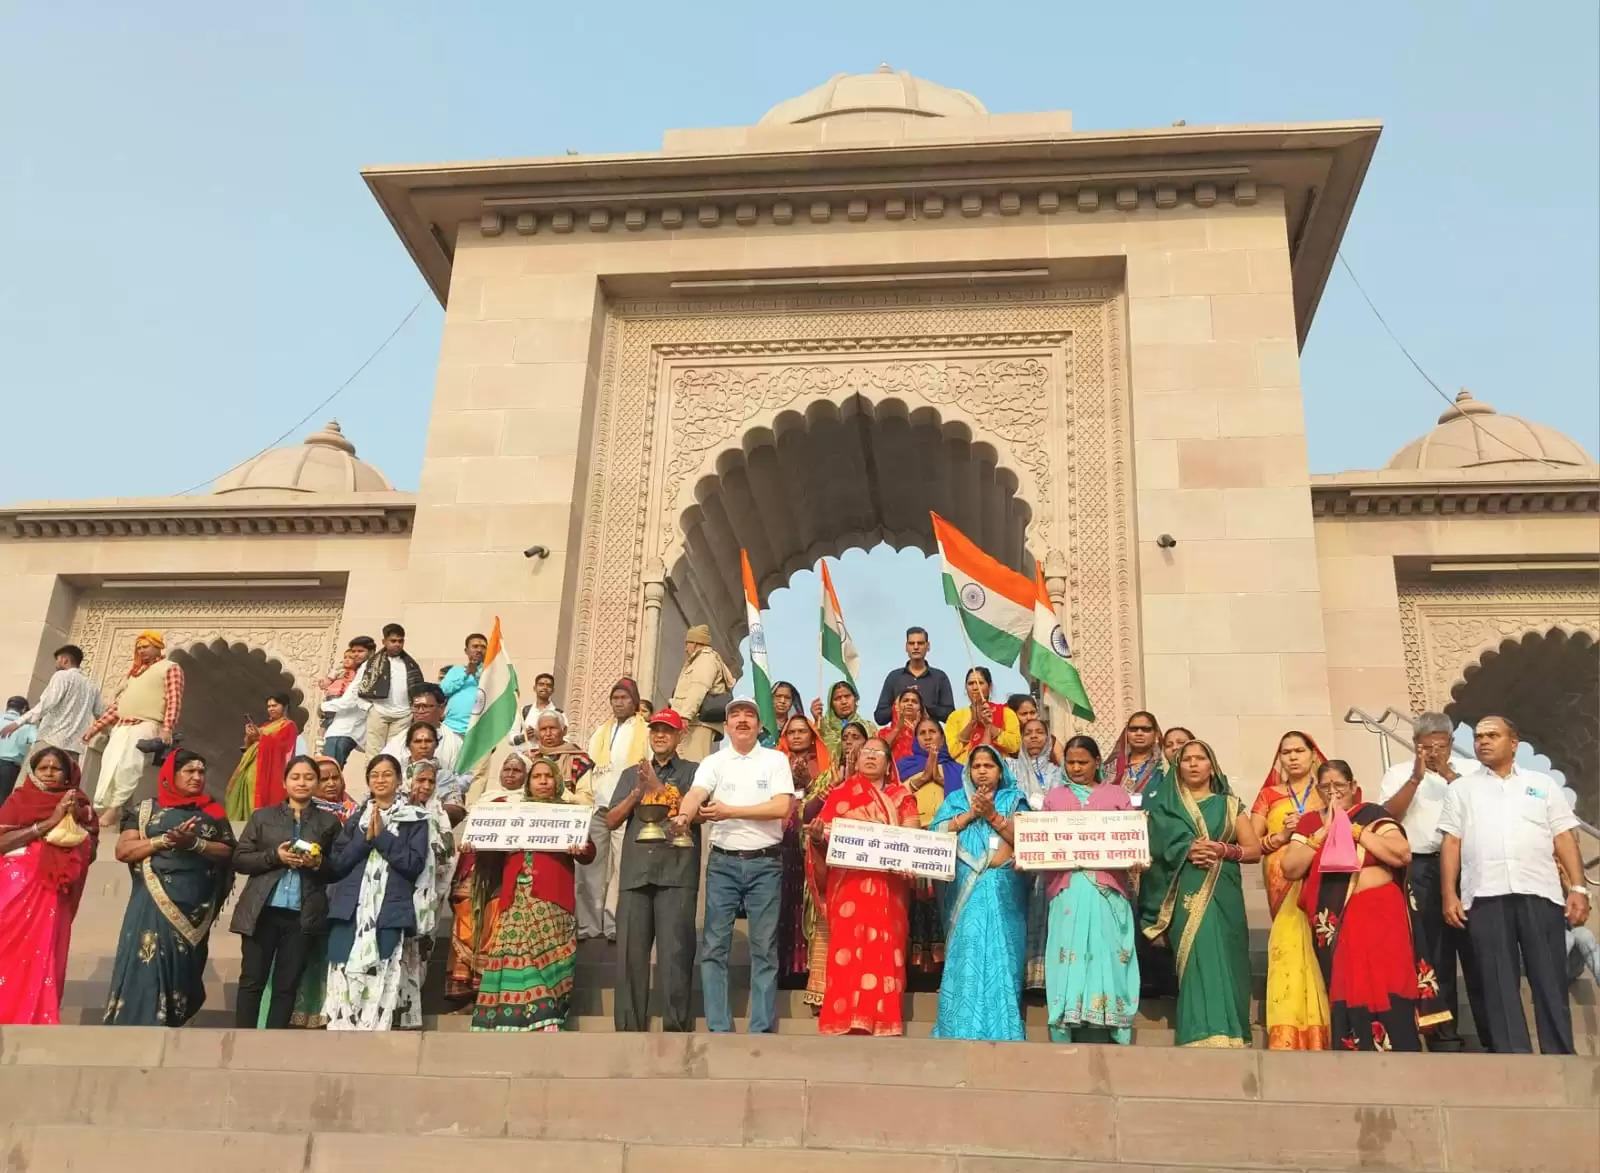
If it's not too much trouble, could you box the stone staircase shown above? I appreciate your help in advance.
[13,829,1597,1171]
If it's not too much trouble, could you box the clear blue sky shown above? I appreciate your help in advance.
[3,2,1595,723]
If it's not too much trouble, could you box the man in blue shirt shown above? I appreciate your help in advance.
[439,632,488,737]
[0,695,37,801]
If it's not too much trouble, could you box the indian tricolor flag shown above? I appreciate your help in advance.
[818,558,860,689]
[1027,562,1095,721]
[931,511,1035,667]
[458,617,520,772]
[741,550,778,736]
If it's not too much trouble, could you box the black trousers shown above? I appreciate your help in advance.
[0,760,19,804]
[1408,853,1486,1048]
[1466,893,1573,1055]
[615,883,698,1032]
[237,907,312,1029]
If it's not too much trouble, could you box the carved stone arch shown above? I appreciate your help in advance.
[1397,573,1600,822]
[562,283,1137,740]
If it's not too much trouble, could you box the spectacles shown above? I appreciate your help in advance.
[1127,725,1155,733]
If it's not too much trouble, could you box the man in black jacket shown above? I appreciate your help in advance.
[230,754,343,1029]
[872,626,955,724]
[358,623,425,755]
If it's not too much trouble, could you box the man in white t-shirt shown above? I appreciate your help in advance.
[1377,711,1483,1050]
[358,623,423,754]
[675,696,795,1033]
[1439,715,1588,1054]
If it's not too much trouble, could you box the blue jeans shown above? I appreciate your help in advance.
[700,850,782,1033]
[322,735,358,768]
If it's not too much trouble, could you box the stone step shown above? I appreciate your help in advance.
[1,1027,1595,1173]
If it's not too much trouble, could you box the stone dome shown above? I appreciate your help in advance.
[1385,389,1592,472]
[759,65,987,126]
[211,420,393,495]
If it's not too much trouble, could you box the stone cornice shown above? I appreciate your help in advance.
[363,120,1381,345]
[1311,470,1600,518]
[0,493,416,539]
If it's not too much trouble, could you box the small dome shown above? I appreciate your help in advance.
[760,65,987,126]
[1385,390,1592,471]
[211,420,393,495]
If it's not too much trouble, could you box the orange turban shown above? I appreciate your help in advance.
[131,630,165,669]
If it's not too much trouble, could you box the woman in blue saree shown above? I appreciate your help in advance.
[931,744,1029,1041]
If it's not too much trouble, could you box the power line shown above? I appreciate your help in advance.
[1335,252,1560,469]
[175,295,429,495]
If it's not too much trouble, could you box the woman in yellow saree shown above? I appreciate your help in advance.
[1251,730,1330,1049]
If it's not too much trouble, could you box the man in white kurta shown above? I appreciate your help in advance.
[82,631,184,821]
[582,678,648,940]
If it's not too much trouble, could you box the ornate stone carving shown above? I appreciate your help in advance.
[563,284,1138,744]
[69,592,345,724]
[1397,576,1600,713]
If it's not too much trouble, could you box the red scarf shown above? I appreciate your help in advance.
[0,755,98,895]
[158,753,227,820]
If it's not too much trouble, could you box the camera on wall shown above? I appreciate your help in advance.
[523,545,550,560]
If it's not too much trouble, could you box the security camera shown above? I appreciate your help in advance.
[523,545,550,560]
[1156,534,1177,549]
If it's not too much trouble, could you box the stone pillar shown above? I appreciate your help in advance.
[636,563,666,706]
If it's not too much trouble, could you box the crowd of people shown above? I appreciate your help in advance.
[0,623,1593,1057]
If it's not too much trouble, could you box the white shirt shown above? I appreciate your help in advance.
[509,701,564,748]
[1437,764,1578,908]
[21,668,104,749]
[1376,754,1479,854]
[375,656,410,717]
[689,742,796,851]
[587,715,643,812]
[319,688,372,741]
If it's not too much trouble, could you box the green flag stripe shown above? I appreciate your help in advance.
[1029,637,1094,721]
[958,610,1026,666]
[458,664,519,771]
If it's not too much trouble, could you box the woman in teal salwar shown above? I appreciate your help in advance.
[103,749,235,1026]
[931,744,1029,1041]
[1044,735,1142,1044]
[1138,739,1262,1048]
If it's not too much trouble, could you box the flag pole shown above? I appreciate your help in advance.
[815,560,825,714]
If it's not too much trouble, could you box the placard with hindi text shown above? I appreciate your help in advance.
[1012,809,1150,871]
[460,804,594,852]
[825,818,958,881]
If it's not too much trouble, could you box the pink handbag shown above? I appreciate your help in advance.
[1319,803,1360,873]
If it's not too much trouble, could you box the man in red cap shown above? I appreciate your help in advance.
[605,707,700,1030]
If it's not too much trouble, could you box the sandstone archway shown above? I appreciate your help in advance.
[664,396,1036,671]
[1447,627,1599,824]
[169,639,309,805]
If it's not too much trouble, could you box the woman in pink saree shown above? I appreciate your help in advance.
[0,746,99,1024]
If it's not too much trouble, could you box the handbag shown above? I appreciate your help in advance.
[44,810,89,849]
[696,689,730,724]
[1318,803,1360,873]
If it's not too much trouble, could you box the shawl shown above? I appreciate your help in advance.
[895,729,964,798]
[157,751,227,820]
[1012,747,1066,810]
[591,713,649,771]
[0,753,98,893]
[474,750,534,808]
[250,717,299,810]
[534,741,595,803]
[1108,713,1164,795]
[817,680,865,761]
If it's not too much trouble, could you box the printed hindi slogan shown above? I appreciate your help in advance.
[1012,809,1151,871]
[460,804,594,852]
[825,818,958,881]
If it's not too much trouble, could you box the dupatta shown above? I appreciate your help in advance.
[0,753,98,896]
[807,762,913,894]
[817,680,867,763]
[932,758,1027,929]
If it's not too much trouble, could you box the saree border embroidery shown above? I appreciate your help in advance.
[1170,788,1240,980]
[135,801,220,947]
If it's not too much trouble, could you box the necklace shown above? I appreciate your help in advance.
[1122,753,1155,793]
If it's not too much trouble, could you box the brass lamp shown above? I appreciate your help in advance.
[634,802,669,843]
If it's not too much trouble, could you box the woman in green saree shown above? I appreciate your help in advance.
[103,749,236,1026]
[813,681,867,763]
[1138,739,1262,1048]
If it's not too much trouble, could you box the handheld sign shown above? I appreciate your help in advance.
[461,804,594,852]
[825,818,957,882]
[1012,809,1150,872]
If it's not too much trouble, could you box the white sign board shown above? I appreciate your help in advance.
[1012,809,1150,871]
[460,804,594,852]
[826,818,958,882]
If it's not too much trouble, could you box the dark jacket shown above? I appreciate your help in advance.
[874,663,956,724]
[229,801,343,936]
[325,806,429,935]
[356,651,425,704]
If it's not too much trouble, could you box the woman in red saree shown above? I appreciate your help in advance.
[0,746,98,1024]
[806,736,919,1036]
[224,693,300,819]
[1282,760,1421,1052]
